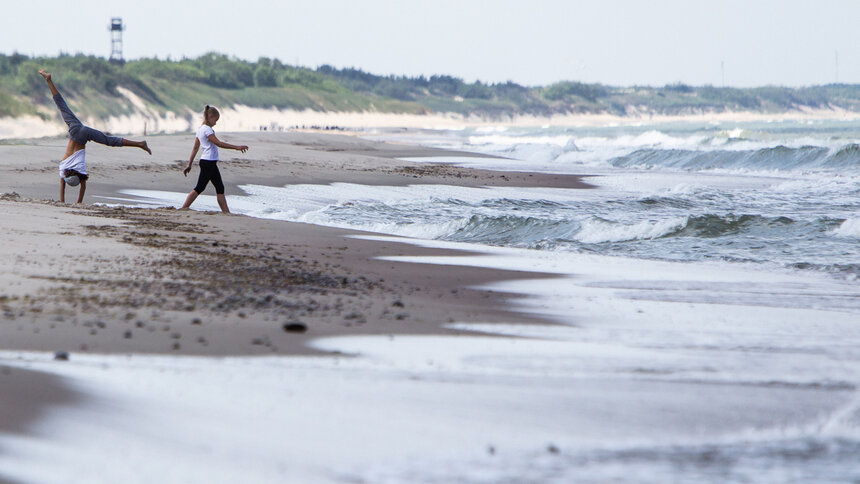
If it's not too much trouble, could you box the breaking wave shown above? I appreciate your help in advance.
[833,218,860,238]
[610,144,860,172]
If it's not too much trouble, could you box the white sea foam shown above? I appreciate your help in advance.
[121,183,594,214]
[467,134,572,146]
[114,184,601,243]
[659,183,707,196]
[441,125,854,173]
[575,216,687,243]
[833,218,860,238]
[473,125,509,133]
[770,176,860,196]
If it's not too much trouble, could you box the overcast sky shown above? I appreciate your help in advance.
[2,0,857,87]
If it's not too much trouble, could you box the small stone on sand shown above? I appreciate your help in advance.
[283,322,307,333]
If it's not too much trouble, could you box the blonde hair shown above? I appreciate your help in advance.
[203,104,220,125]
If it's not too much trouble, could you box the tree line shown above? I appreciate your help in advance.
[2,52,859,119]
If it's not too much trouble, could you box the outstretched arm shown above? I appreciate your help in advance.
[77,179,86,204]
[38,69,59,96]
[208,134,249,153]
[184,138,200,176]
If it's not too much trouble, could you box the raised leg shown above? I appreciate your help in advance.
[39,69,58,96]
[41,70,84,131]
[74,125,120,146]
[122,138,152,155]
[76,128,150,154]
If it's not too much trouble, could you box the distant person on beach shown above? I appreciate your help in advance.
[180,105,249,213]
[38,69,151,203]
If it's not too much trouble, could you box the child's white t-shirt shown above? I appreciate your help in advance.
[197,125,218,161]
[59,149,87,176]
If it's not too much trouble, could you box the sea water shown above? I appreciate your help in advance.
[368,120,860,279]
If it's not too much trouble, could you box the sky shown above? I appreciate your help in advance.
[2,0,858,87]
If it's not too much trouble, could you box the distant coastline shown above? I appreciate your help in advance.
[3,51,860,140]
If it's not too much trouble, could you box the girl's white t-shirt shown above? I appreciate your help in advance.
[197,125,218,161]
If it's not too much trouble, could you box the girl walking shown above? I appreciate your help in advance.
[39,69,151,203]
[181,105,248,213]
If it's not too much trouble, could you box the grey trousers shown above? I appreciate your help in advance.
[53,93,122,147]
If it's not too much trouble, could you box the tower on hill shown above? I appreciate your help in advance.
[109,18,125,65]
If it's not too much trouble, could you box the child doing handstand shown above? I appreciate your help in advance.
[39,69,151,203]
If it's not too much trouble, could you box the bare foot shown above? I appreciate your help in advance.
[38,69,51,81]
[140,141,151,155]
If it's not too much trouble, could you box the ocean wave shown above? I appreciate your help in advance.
[448,214,578,247]
[636,184,726,208]
[833,218,860,238]
[790,261,860,279]
[569,131,710,153]
[674,214,795,238]
[823,143,860,168]
[574,217,688,244]
[609,144,860,172]
[574,214,798,244]
[298,209,471,240]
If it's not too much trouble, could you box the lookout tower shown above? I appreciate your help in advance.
[109,18,125,64]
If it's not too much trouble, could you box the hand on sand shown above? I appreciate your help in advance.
[38,69,51,81]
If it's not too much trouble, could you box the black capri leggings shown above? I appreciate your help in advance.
[193,160,225,195]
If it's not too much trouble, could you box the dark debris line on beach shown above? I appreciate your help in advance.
[2,202,407,356]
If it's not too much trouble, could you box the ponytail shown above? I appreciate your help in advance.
[202,104,220,125]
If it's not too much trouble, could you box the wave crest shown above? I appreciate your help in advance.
[833,218,860,238]
[610,144,860,172]
[575,217,687,244]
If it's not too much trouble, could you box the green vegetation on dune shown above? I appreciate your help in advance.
[2,51,860,124]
